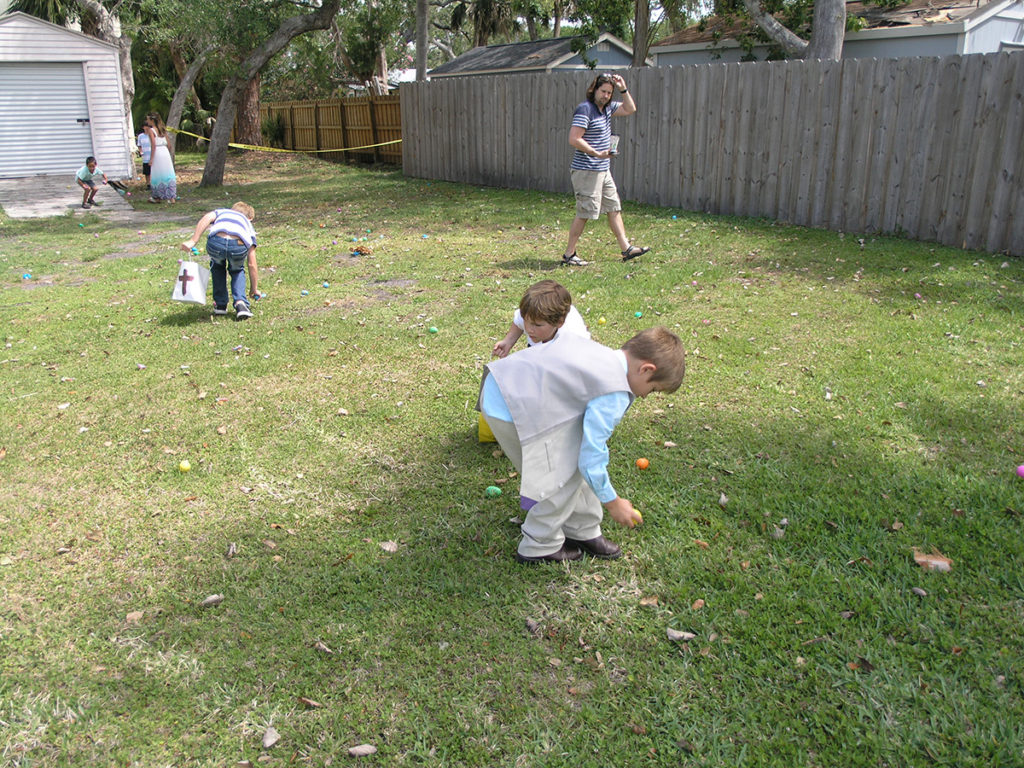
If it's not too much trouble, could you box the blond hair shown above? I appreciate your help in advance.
[622,326,686,392]
[519,280,571,326]
[231,202,256,222]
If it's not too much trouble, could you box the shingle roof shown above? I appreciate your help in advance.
[429,36,584,76]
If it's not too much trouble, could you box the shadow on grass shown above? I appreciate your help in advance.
[158,305,218,326]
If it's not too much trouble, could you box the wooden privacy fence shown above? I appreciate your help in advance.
[401,54,1024,256]
[260,94,401,164]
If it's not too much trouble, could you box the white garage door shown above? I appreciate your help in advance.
[0,62,94,178]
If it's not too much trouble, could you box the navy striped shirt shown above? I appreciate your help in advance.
[570,100,621,172]
[210,209,257,248]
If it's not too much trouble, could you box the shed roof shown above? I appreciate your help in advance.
[653,0,1002,47]
[430,32,638,76]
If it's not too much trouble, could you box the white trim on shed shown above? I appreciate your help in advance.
[0,11,132,179]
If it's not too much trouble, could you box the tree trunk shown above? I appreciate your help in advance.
[236,74,262,146]
[376,44,388,82]
[526,13,538,41]
[170,43,204,111]
[415,0,429,81]
[201,0,343,187]
[167,45,213,158]
[807,0,846,59]
[552,0,562,37]
[632,0,650,67]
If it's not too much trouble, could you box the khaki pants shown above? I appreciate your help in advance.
[483,414,604,558]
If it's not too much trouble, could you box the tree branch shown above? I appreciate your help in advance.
[742,0,809,58]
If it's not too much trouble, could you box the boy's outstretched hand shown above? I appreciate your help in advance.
[605,497,643,528]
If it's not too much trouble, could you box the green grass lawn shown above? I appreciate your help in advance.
[1,151,1022,767]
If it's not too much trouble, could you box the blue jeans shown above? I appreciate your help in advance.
[207,235,249,309]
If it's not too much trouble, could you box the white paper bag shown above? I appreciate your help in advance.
[171,260,210,305]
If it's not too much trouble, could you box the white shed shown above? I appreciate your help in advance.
[0,11,133,179]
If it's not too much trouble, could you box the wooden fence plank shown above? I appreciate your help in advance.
[937,56,986,246]
[760,62,785,216]
[879,57,918,234]
[916,57,964,241]
[810,59,841,228]
[962,54,1010,250]
[828,61,857,231]
[986,53,1024,253]
[777,61,805,222]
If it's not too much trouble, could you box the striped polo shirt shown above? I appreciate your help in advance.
[570,100,621,172]
[210,209,257,248]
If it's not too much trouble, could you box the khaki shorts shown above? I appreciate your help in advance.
[571,169,621,220]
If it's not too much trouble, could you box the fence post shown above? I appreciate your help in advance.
[368,96,381,164]
[287,104,296,152]
[338,99,349,164]
[314,100,321,152]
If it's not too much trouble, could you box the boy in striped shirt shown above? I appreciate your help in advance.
[181,202,259,320]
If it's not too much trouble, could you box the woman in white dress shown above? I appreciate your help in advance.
[144,113,176,203]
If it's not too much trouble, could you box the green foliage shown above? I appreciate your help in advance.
[261,113,287,148]
[343,0,408,81]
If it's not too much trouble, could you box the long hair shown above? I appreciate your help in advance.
[147,113,167,137]
[586,73,617,105]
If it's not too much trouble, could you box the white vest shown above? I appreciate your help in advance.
[480,334,632,444]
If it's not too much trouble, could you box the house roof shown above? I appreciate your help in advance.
[0,10,118,49]
[653,0,1002,47]
[429,32,637,77]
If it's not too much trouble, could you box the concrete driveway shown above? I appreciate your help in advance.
[0,174,189,225]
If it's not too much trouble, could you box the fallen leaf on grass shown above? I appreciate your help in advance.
[693,539,709,549]
[262,726,280,748]
[313,640,334,654]
[236,761,253,768]
[847,657,876,673]
[663,441,677,448]
[667,628,696,641]
[718,493,728,508]
[297,696,322,708]
[380,540,399,553]
[263,539,277,550]
[691,599,705,610]
[126,611,144,624]
[846,555,873,566]
[226,542,237,558]
[216,425,227,435]
[525,618,541,636]
[911,587,928,597]
[348,744,377,757]
[201,594,224,607]
[913,548,953,571]
[639,595,659,607]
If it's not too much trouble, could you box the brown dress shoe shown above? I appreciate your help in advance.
[563,535,622,559]
[516,543,583,564]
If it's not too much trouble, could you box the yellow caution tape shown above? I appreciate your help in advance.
[167,127,401,154]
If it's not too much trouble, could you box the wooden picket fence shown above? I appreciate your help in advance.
[400,54,1024,256]
[260,94,401,164]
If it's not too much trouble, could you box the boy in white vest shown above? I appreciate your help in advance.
[479,326,685,563]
